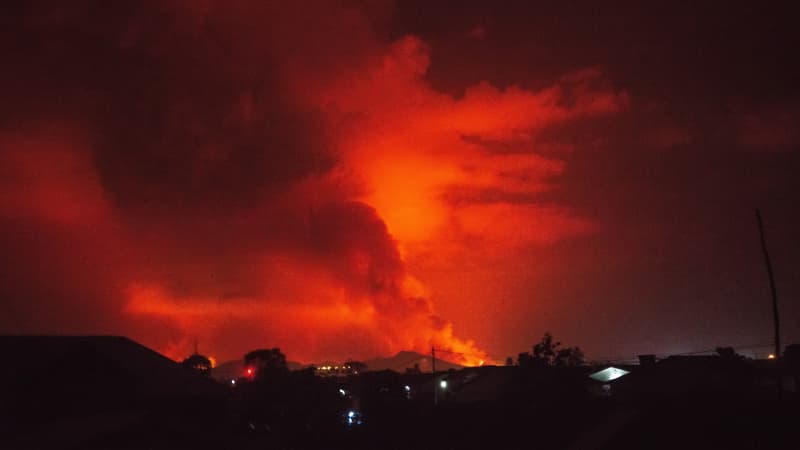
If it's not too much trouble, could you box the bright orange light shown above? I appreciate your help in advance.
[768,354,776,359]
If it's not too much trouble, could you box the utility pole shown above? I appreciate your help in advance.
[432,346,437,406]
[756,209,781,359]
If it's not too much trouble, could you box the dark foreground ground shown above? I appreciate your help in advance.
[2,336,799,449]
[4,368,800,450]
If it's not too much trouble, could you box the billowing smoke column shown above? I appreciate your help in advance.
[0,1,627,364]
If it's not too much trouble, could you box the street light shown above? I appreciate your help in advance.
[440,380,448,389]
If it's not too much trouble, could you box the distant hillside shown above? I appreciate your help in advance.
[363,350,463,373]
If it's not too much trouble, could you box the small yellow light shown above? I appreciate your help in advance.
[768,354,776,359]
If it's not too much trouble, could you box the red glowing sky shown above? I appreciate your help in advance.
[1,1,799,364]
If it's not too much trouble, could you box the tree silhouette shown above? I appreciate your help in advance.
[715,346,745,360]
[519,333,585,367]
[532,332,561,366]
[555,346,585,367]
[505,356,514,366]
[244,348,288,379]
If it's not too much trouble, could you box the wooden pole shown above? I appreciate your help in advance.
[432,346,438,406]
[756,209,781,359]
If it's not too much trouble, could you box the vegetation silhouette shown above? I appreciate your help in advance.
[244,348,289,379]
[238,347,345,447]
[518,332,585,368]
[715,346,748,361]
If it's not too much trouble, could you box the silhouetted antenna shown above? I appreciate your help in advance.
[756,209,781,359]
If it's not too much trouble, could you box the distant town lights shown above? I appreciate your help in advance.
[768,353,776,359]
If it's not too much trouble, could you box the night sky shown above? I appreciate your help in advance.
[1,1,798,364]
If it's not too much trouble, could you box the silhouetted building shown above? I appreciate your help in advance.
[182,353,213,374]
[613,355,756,398]
[638,354,657,367]
[0,335,225,449]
